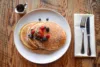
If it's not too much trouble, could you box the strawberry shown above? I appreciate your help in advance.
[40,26,45,32]
[46,34,50,39]
[31,30,35,34]
[38,30,44,38]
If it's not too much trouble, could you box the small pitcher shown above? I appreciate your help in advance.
[15,3,27,14]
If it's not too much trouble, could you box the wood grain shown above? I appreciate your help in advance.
[0,0,100,67]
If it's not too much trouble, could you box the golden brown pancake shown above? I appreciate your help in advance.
[20,21,66,54]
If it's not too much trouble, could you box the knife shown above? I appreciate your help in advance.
[86,17,91,56]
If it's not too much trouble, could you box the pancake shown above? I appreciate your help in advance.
[20,21,66,54]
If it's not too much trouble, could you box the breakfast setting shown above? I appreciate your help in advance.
[0,0,100,67]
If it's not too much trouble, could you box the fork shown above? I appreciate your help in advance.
[80,17,87,54]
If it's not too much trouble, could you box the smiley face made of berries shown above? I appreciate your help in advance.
[28,26,50,42]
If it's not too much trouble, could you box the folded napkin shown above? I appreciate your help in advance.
[74,14,96,57]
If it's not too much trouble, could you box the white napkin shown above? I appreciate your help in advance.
[74,14,96,57]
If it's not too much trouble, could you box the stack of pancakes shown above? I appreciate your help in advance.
[20,21,66,54]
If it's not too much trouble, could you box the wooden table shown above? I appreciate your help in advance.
[0,0,100,67]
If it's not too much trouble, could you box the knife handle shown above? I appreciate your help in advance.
[87,36,91,56]
[81,32,85,54]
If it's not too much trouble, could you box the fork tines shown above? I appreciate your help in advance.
[80,17,87,28]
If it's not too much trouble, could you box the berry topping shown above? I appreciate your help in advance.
[37,34,44,38]
[31,29,35,34]
[39,34,44,38]
[35,36,41,41]
[39,29,44,35]
[37,30,44,38]
[40,26,46,31]
[46,27,49,32]
[42,37,47,41]
[46,34,50,39]
[28,34,33,39]
[29,26,50,42]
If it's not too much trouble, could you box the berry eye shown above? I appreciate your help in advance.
[46,18,49,21]
[38,18,41,21]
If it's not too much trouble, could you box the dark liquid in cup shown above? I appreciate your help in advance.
[16,4,24,12]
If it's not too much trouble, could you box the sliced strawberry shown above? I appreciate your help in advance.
[38,30,44,38]
[46,34,50,39]
[40,26,45,32]
[31,30,35,34]
[38,29,43,34]
[39,34,44,38]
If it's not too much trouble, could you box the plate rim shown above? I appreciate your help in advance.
[14,8,71,64]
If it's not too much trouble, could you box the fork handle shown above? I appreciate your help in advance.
[81,32,85,54]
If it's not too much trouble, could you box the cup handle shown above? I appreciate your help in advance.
[24,3,27,8]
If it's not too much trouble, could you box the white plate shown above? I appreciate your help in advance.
[14,8,71,64]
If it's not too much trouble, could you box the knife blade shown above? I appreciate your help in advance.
[86,17,91,56]
[87,17,90,34]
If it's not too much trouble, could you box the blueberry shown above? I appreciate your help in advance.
[46,27,49,32]
[35,36,41,41]
[42,37,47,41]
[46,18,49,21]
[28,34,33,39]
[38,18,41,21]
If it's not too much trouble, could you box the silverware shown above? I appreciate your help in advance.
[86,17,91,56]
[80,17,87,54]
